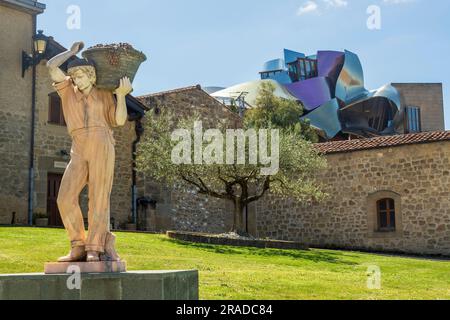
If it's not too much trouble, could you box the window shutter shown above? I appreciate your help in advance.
[48,93,65,126]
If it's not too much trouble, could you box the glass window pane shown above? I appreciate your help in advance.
[408,108,413,132]
[390,212,396,228]
[416,109,419,131]
[378,200,387,211]
[389,199,395,210]
[49,96,61,124]
[416,108,421,132]
[406,107,421,133]
[379,212,388,229]
[300,61,306,77]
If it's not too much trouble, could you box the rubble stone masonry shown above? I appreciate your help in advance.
[256,140,450,256]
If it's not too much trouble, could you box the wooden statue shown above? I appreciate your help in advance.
[47,42,132,263]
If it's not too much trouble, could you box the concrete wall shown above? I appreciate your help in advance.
[256,141,450,256]
[393,83,445,132]
[0,4,34,224]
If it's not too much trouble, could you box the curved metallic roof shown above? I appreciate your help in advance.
[211,79,297,107]
[210,48,403,139]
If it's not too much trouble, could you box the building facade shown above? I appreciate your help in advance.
[256,132,450,256]
[0,0,45,224]
[392,83,445,133]
[211,49,446,141]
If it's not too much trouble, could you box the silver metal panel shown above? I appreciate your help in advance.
[335,50,366,104]
[301,98,342,139]
[261,59,286,73]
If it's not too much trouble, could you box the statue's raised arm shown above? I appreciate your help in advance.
[47,41,84,83]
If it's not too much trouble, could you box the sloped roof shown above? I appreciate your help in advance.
[0,0,45,14]
[315,131,450,155]
[138,85,242,121]
[138,85,202,98]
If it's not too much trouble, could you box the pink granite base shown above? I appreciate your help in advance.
[44,261,127,274]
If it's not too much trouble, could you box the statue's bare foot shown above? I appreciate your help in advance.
[87,251,100,262]
[58,246,86,263]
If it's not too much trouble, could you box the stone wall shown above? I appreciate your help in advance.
[393,83,445,132]
[34,62,73,215]
[256,141,450,256]
[169,187,233,234]
[109,120,135,227]
[0,4,34,224]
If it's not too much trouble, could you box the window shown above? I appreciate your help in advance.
[368,191,402,238]
[288,58,318,82]
[260,70,283,80]
[405,106,421,133]
[377,198,396,232]
[48,92,66,126]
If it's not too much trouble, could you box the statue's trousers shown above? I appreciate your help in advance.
[57,127,116,253]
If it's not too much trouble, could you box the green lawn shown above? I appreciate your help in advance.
[0,227,449,300]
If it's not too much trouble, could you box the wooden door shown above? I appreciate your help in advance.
[47,173,63,227]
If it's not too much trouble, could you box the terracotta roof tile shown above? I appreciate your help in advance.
[315,131,450,155]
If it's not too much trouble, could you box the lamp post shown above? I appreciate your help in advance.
[26,29,49,226]
[22,30,49,77]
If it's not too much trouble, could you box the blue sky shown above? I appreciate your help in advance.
[38,0,449,128]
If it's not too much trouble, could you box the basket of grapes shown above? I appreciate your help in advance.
[82,43,147,91]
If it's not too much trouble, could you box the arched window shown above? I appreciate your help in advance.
[377,198,396,232]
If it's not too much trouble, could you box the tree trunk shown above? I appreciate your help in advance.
[231,198,247,236]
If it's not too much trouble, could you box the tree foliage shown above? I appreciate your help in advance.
[136,84,327,235]
[244,81,319,143]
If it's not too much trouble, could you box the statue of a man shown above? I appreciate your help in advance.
[47,42,132,263]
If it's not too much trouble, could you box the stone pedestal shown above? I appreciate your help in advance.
[45,261,127,274]
[0,270,199,300]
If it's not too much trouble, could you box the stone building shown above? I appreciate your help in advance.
[392,83,445,133]
[256,132,450,256]
[0,0,46,224]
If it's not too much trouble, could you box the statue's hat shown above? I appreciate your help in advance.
[68,58,96,70]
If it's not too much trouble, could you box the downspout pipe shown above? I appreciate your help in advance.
[27,15,38,226]
[132,118,144,227]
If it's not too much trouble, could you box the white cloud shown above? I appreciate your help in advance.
[323,0,348,8]
[297,1,319,15]
[296,0,349,16]
[297,1,319,16]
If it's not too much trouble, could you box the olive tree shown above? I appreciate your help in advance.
[136,85,326,236]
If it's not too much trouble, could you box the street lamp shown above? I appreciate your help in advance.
[25,29,49,226]
[22,30,49,77]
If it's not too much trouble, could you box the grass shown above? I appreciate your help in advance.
[0,227,449,300]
